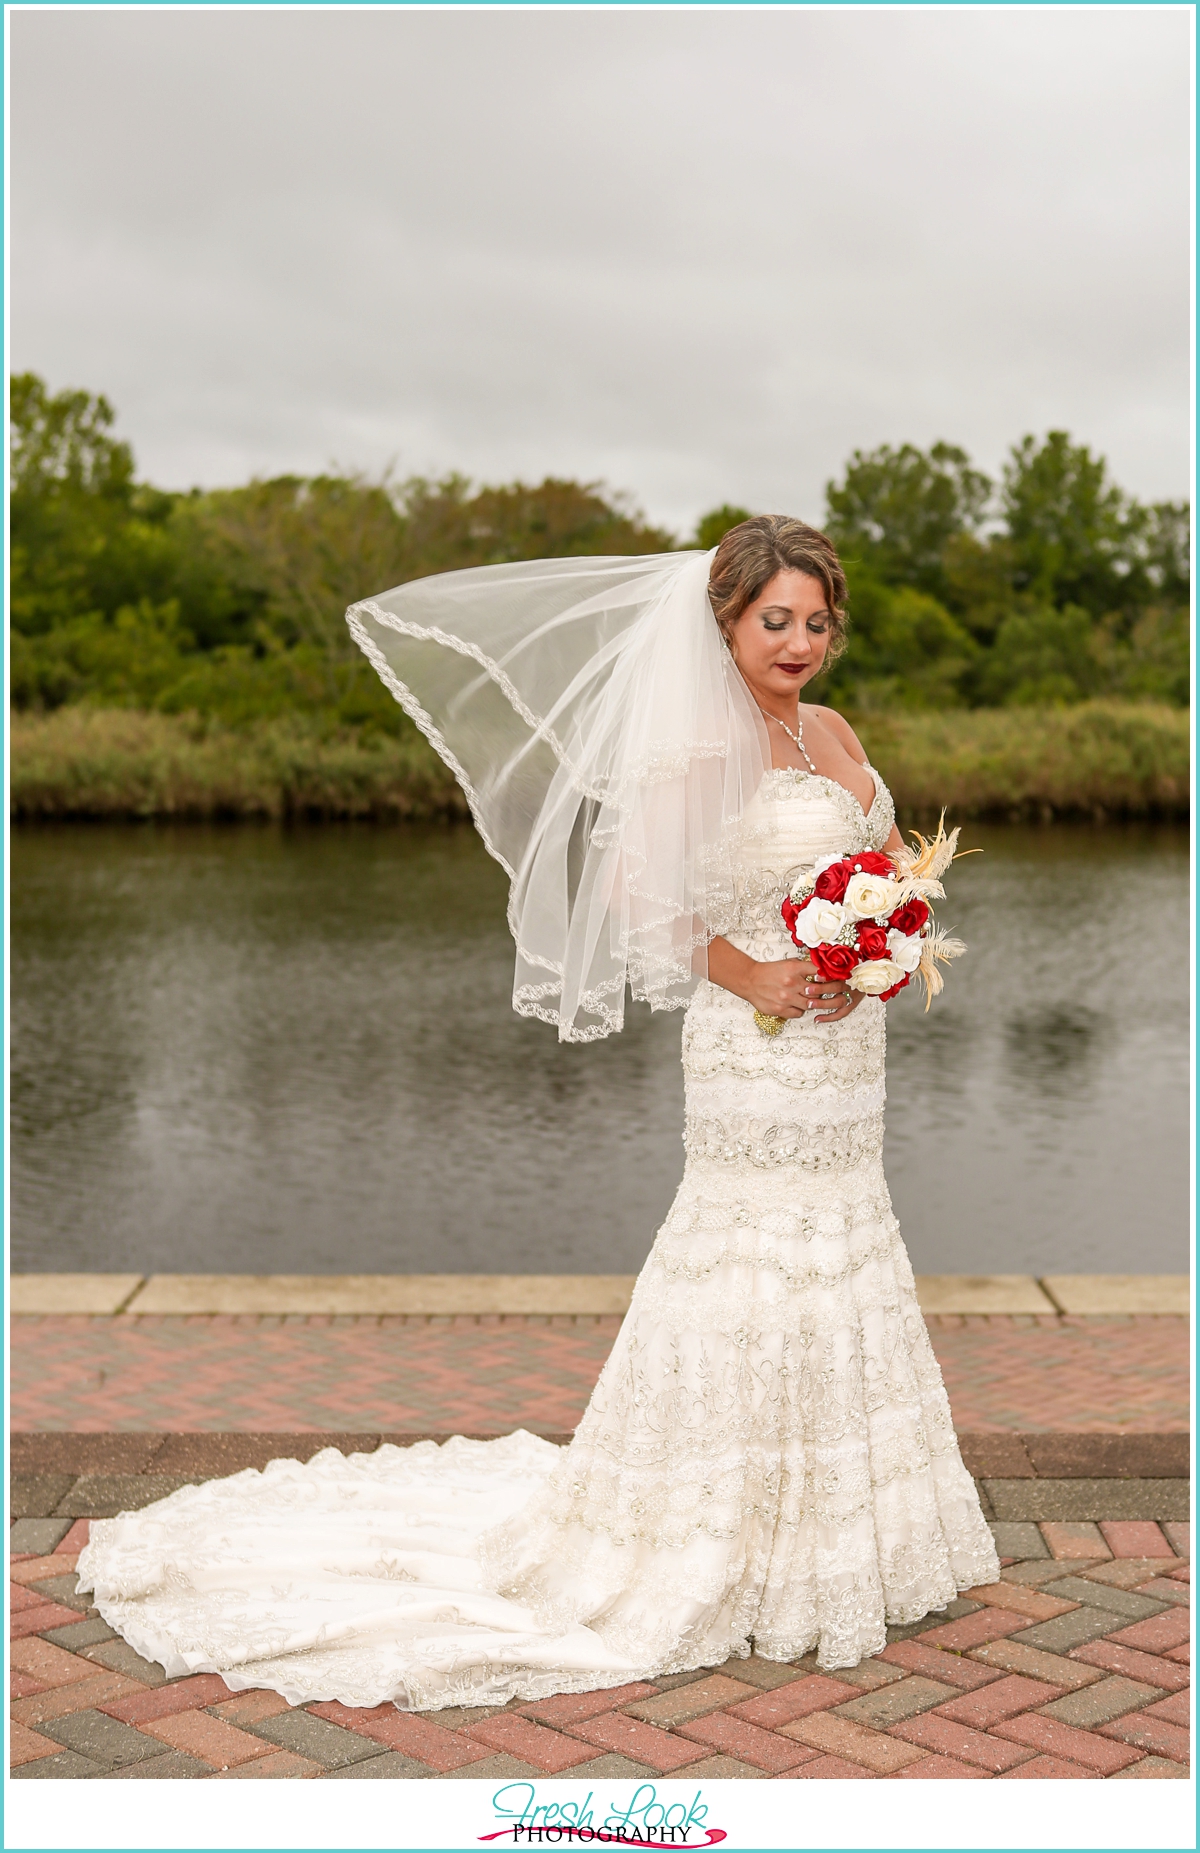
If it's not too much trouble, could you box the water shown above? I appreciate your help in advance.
[11,819,1189,1277]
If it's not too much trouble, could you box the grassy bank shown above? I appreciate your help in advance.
[9,700,1189,823]
[9,708,466,822]
[854,701,1189,821]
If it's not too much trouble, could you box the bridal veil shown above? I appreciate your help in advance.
[347,550,771,1041]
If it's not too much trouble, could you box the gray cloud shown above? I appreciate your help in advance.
[11,6,1191,531]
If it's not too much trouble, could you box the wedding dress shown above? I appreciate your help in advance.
[77,760,999,1711]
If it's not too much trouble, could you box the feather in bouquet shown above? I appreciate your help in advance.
[780,814,969,1016]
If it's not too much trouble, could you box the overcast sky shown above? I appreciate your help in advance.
[10,6,1192,534]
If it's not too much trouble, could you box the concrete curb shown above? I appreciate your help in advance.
[9,1273,1193,1317]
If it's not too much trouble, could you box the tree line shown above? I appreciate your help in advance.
[10,373,1188,739]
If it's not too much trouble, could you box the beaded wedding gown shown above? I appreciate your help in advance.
[77,765,999,1712]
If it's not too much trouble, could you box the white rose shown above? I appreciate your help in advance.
[794,897,846,947]
[886,928,924,973]
[849,957,906,995]
[811,852,844,878]
[843,872,902,920]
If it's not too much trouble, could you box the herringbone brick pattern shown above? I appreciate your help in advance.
[10,1514,1189,1779]
[12,1315,622,1433]
[11,1313,1189,1433]
[923,1316,1189,1432]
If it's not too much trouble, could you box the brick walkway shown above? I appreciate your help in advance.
[9,1512,1190,1781]
[9,1309,1191,1781]
[11,1313,1190,1434]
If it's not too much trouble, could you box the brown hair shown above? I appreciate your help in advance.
[708,515,849,663]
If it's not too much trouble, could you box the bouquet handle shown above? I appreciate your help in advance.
[753,1010,787,1037]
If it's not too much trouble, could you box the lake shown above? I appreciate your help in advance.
[11,818,1189,1277]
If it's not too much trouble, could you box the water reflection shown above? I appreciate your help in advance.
[11,818,1189,1277]
[1003,1006,1109,1094]
[880,820,1187,1269]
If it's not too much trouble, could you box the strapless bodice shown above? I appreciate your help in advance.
[724,766,896,960]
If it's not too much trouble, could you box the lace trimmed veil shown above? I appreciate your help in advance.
[347,550,772,1041]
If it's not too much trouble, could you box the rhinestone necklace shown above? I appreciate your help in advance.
[758,705,818,775]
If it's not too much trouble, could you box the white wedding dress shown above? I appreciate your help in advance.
[77,765,999,1712]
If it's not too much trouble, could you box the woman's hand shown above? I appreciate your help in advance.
[753,959,863,1023]
[798,953,865,1023]
[707,939,865,1024]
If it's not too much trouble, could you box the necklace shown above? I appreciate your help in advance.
[758,705,818,775]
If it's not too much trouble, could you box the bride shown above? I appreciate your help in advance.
[78,516,999,1711]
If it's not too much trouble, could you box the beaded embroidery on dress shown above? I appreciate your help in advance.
[77,767,999,1711]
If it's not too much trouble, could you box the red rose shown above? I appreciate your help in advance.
[879,975,910,1002]
[855,923,890,959]
[781,897,801,939]
[811,942,861,981]
[888,897,930,936]
[853,852,896,878]
[814,860,852,901]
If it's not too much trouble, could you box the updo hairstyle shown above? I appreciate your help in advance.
[707,515,849,663]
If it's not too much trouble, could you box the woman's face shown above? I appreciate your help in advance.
[726,569,832,703]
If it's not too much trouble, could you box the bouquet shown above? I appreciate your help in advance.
[769,817,968,1030]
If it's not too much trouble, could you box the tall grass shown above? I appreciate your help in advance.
[855,702,1189,821]
[9,701,1189,823]
[9,709,466,821]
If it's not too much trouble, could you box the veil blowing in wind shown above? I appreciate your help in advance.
[346,550,771,1040]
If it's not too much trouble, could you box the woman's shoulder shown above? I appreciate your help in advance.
[804,704,870,764]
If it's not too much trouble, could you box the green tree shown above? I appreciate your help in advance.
[979,602,1099,706]
[1134,498,1190,611]
[824,442,992,602]
[10,373,180,641]
[1001,430,1141,619]
[818,569,979,711]
[9,377,681,726]
[11,372,135,499]
[170,474,410,659]
[691,505,752,549]
[1115,605,1190,705]
[141,473,416,729]
[936,532,1020,646]
[398,475,676,577]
